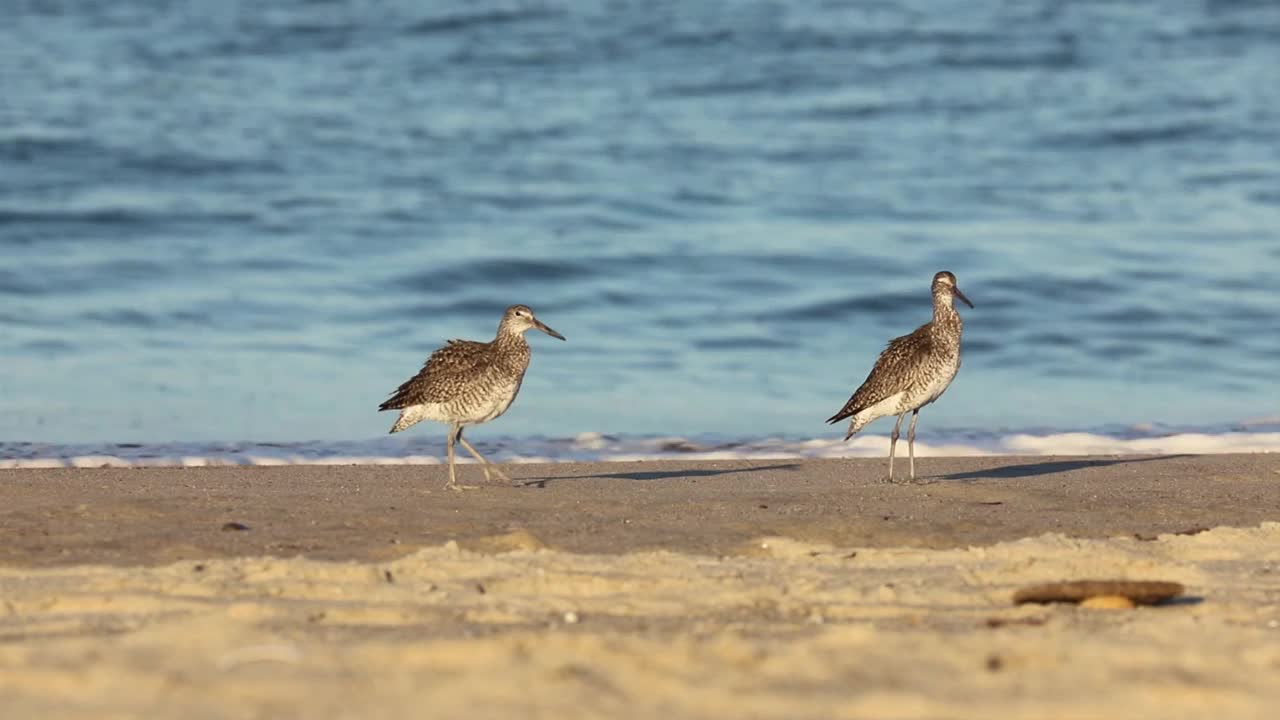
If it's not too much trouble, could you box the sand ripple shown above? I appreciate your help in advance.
[2,525,1279,718]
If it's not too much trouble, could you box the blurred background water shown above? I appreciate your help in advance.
[1,0,1278,452]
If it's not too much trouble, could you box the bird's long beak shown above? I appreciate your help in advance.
[533,318,566,340]
[954,287,974,308]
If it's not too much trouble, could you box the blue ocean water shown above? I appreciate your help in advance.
[1,0,1278,456]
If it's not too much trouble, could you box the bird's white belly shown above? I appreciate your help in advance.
[392,380,523,431]
[915,356,961,407]
[458,380,522,425]
[860,391,908,423]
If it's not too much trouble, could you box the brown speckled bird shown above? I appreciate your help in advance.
[826,271,973,483]
[379,304,565,490]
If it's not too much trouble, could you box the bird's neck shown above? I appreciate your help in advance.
[493,328,530,354]
[932,293,961,329]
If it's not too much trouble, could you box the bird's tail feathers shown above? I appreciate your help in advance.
[840,413,871,441]
[826,399,862,426]
[388,407,426,434]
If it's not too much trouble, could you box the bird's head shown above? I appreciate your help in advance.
[932,271,973,309]
[502,305,566,340]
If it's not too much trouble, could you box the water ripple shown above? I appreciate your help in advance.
[763,291,925,323]
[406,8,562,36]
[1,0,1277,443]
[1040,123,1221,149]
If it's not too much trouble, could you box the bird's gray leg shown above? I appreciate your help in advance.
[457,428,512,484]
[444,424,477,491]
[445,424,458,490]
[886,413,905,483]
[907,409,920,482]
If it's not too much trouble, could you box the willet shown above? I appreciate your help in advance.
[826,271,973,482]
[379,304,565,491]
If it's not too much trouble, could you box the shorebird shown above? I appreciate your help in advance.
[826,271,973,483]
[379,304,565,491]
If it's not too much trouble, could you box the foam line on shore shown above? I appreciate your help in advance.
[2,429,1277,469]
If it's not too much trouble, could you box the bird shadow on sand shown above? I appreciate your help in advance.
[1159,596,1205,607]
[520,463,802,489]
[937,454,1193,482]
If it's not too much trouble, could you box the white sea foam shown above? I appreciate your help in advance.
[2,425,1277,469]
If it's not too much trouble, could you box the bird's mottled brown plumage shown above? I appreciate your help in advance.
[826,271,972,482]
[378,337,529,418]
[378,304,564,490]
[825,313,960,428]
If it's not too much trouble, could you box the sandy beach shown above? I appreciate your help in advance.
[2,454,1279,718]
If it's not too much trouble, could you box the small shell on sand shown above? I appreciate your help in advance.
[1079,595,1136,610]
[1012,580,1184,607]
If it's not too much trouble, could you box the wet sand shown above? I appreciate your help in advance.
[2,454,1279,718]
[1,454,1278,566]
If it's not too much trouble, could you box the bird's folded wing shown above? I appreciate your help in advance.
[827,329,930,423]
[380,340,491,409]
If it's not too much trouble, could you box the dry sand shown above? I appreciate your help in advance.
[2,455,1279,718]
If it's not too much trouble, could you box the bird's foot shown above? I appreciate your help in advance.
[879,475,902,485]
[444,481,479,492]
